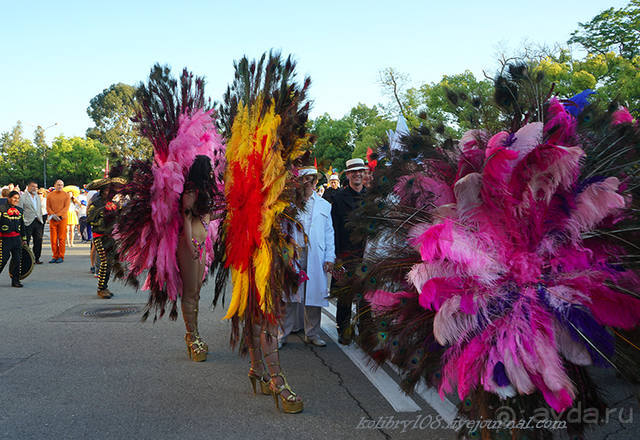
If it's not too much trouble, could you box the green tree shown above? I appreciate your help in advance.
[533,50,640,113]
[86,83,152,160]
[310,113,354,171]
[33,125,46,151]
[0,122,42,186]
[349,104,395,159]
[47,136,108,185]
[415,71,502,137]
[310,104,395,171]
[568,0,640,59]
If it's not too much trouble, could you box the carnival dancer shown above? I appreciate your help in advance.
[86,177,125,298]
[113,65,225,363]
[0,191,26,287]
[214,52,312,413]
[351,75,640,438]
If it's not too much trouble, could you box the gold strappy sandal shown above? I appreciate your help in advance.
[185,331,207,362]
[248,367,271,395]
[269,372,303,414]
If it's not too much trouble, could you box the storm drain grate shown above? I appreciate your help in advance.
[48,304,145,322]
[82,306,141,319]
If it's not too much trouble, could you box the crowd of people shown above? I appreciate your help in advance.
[2,57,639,438]
[0,179,102,290]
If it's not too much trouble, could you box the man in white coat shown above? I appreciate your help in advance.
[279,167,335,348]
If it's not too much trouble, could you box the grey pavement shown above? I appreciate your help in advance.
[1,232,639,440]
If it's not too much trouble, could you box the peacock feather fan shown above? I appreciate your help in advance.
[113,64,226,320]
[352,81,640,438]
[215,51,312,349]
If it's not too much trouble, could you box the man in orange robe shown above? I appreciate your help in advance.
[46,179,70,263]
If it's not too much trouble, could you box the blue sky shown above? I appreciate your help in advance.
[0,0,626,143]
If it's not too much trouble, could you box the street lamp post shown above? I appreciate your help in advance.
[42,123,58,188]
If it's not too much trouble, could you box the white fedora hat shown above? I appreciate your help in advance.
[344,158,367,172]
[298,166,318,176]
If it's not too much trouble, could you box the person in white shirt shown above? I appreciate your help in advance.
[278,167,335,348]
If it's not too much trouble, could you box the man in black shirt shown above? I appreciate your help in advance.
[322,173,340,204]
[329,158,369,344]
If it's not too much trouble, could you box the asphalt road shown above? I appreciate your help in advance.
[1,233,638,440]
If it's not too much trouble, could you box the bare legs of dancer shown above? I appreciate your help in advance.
[247,318,303,413]
[177,237,208,362]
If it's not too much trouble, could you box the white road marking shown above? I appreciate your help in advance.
[323,302,458,420]
[320,312,421,412]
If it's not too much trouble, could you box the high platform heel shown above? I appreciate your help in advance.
[185,331,207,362]
[269,372,303,414]
[248,368,271,395]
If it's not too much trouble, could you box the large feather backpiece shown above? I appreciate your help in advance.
[215,51,312,348]
[353,90,640,438]
[114,65,225,320]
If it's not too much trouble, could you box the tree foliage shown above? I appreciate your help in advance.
[350,104,394,159]
[0,122,41,186]
[86,83,152,160]
[310,104,394,172]
[47,136,108,185]
[568,0,640,59]
[310,113,353,172]
[0,121,108,186]
[533,50,640,113]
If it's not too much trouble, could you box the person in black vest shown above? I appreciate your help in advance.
[329,158,372,345]
[86,177,125,299]
[0,191,27,287]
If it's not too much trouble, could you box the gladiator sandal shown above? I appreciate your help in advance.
[182,298,207,362]
[185,332,207,362]
[263,330,303,414]
[248,325,270,395]
[192,305,208,353]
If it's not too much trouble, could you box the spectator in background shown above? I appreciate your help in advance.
[328,158,369,345]
[19,181,45,264]
[322,173,340,204]
[0,188,9,207]
[37,188,48,223]
[77,189,89,242]
[87,188,98,273]
[46,179,70,263]
[67,195,80,247]
[363,168,373,189]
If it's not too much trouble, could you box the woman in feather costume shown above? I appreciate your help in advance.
[114,65,226,362]
[214,52,311,414]
[351,65,640,438]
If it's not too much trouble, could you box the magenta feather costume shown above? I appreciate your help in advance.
[352,91,640,436]
[113,66,225,319]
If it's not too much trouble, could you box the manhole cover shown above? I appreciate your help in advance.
[82,306,140,318]
[49,304,145,322]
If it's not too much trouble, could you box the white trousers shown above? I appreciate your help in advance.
[279,302,322,341]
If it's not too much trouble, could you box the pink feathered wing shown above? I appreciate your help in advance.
[124,109,225,301]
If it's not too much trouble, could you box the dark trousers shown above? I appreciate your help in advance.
[335,259,373,338]
[79,216,88,241]
[0,237,22,281]
[93,236,112,290]
[25,220,44,261]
